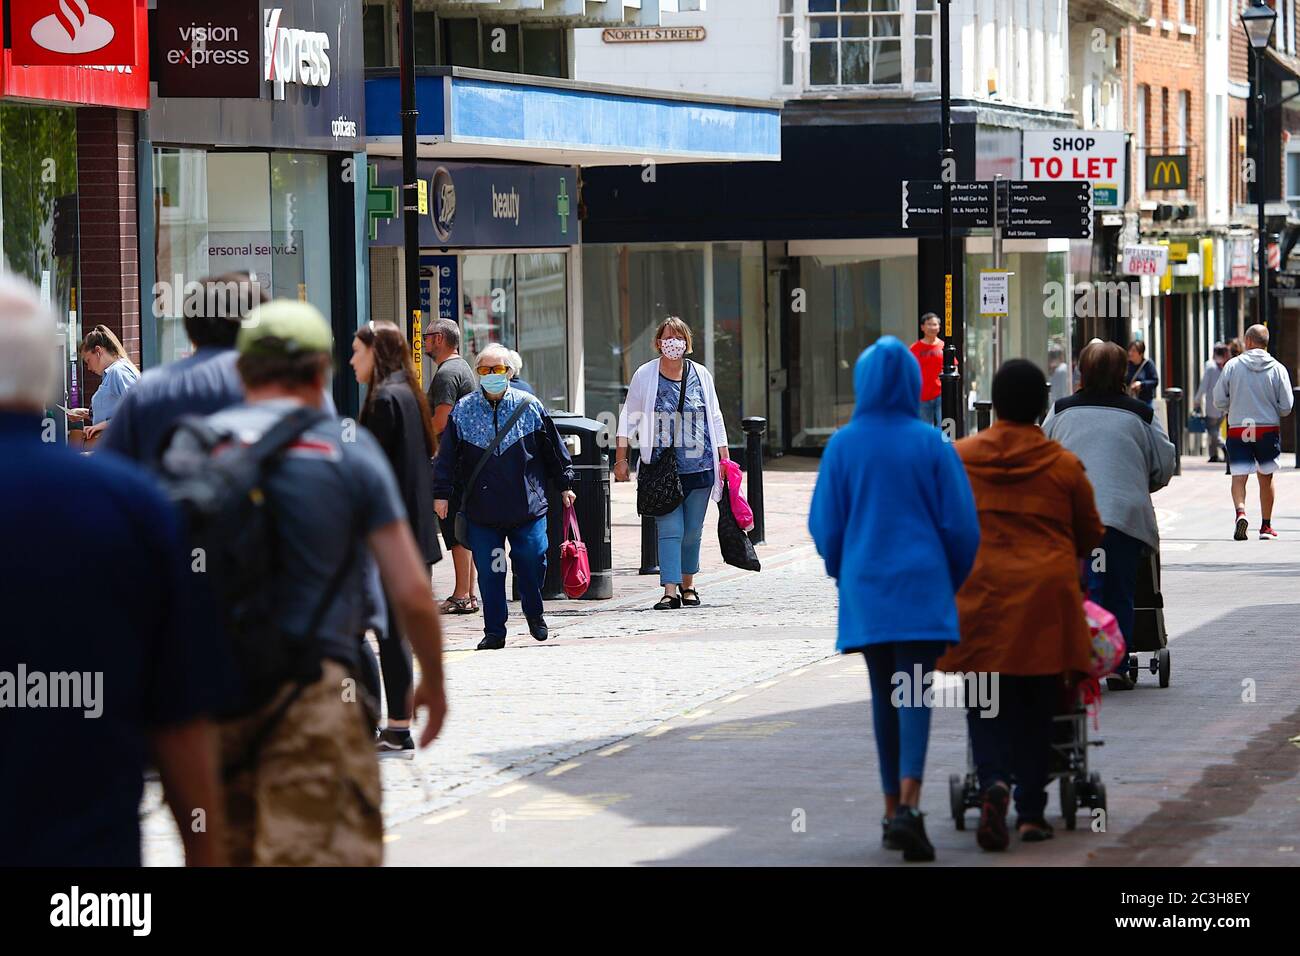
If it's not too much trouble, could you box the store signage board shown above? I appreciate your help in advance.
[979,271,1010,317]
[1022,131,1126,210]
[1146,154,1190,192]
[155,0,260,98]
[1229,237,1253,287]
[1122,244,1170,277]
[369,160,577,249]
[1,0,148,108]
[901,181,997,230]
[9,0,137,66]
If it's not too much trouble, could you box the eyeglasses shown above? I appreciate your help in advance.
[476,365,509,376]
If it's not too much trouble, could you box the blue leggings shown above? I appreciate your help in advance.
[861,641,948,796]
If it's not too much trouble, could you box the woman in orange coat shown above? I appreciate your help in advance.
[938,359,1104,851]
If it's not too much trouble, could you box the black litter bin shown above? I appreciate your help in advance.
[511,412,613,601]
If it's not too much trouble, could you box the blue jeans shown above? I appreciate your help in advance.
[1087,526,1142,644]
[655,484,711,586]
[860,641,948,795]
[919,396,941,427]
[465,515,548,638]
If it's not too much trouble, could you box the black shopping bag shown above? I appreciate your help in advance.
[718,475,760,572]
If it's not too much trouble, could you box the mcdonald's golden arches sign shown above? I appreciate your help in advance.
[1145,154,1189,191]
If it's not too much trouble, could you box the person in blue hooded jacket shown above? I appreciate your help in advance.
[809,336,980,862]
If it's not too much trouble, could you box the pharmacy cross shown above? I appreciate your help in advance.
[556,177,570,235]
[367,164,398,241]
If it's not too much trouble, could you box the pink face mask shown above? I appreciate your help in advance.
[660,337,687,360]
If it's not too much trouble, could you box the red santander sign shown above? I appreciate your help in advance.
[9,0,137,66]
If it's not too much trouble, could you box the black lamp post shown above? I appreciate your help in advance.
[1243,0,1277,328]
[937,0,961,437]
[399,0,423,377]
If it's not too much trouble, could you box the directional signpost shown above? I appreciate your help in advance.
[902,180,1093,239]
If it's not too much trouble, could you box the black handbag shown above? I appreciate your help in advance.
[453,395,538,546]
[636,364,689,517]
[717,473,761,571]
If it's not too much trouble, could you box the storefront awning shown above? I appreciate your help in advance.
[365,67,781,166]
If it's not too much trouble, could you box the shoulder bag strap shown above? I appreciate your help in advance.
[460,394,538,511]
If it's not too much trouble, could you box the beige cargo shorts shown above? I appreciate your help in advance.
[219,660,382,866]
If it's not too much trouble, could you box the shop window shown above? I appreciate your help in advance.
[522,27,566,78]
[443,18,479,68]
[787,0,934,91]
[363,3,388,68]
[1286,149,1300,210]
[414,12,438,66]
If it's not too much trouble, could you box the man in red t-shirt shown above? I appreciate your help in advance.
[909,313,945,427]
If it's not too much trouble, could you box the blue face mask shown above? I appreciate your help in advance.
[480,373,510,395]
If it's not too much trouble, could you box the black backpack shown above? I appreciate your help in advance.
[160,406,355,721]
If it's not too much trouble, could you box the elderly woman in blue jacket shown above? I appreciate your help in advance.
[434,343,575,651]
[809,337,980,862]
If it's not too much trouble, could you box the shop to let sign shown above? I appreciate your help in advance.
[1022,131,1126,210]
[1122,245,1169,276]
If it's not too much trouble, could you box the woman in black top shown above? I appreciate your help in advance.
[352,320,441,755]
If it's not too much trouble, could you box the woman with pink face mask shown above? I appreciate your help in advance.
[615,317,731,610]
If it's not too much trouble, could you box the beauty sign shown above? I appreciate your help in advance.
[1022,131,1127,210]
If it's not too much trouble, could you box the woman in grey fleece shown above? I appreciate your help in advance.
[1042,341,1176,653]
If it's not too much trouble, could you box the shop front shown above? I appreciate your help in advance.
[143,0,366,403]
[1,0,149,437]
[367,159,577,413]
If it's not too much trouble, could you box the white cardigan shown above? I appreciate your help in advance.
[617,359,728,503]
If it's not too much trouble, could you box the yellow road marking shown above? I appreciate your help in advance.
[722,694,749,704]
[598,744,631,757]
[490,783,527,798]
[788,668,809,677]
[680,708,712,719]
[383,834,402,843]
[689,720,796,741]
[509,793,628,821]
[422,808,470,825]
[644,725,672,737]
[547,762,581,777]
[755,680,779,689]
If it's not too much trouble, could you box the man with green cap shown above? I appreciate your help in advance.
[163,299,448,866]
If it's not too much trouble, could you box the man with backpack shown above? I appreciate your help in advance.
[162,300,448,865]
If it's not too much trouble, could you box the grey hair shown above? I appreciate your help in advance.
[508,349,523,378]
[0,272,60,411]
[473,342,518,376]
[428,318,460,350]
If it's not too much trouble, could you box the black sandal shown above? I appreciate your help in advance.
[680,588,701,607]
[654,595,682,610]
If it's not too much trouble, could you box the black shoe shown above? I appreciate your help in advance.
[680,588,701,607]
[476,634,506,651]
[886,806,935,862]
[1235,514,1248,541]
[976,783,1010,852]
[376,728,415,759]
[882,816,902,850]
[654,595,682,610]
[527,615,549,642]
[1017,818,1055,842]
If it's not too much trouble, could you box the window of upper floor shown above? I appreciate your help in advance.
[362,1,569,78]
[779,0,938,94]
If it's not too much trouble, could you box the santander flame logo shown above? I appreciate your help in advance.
[30,0,116,55]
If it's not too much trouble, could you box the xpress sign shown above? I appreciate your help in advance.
[1022,131,1127,210]
[263,6,331,100]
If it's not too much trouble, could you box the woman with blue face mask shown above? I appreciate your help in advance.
[614,317,731,610]
[433,343,575,650]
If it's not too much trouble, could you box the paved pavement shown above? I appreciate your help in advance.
[143,455,1300,866]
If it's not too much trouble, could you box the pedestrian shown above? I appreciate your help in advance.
[809,336,981,862]
[508,348,535,395]
[939,359,1104,850]
[1194,343,1231,463]
[1042,341,1176,681]
[1047,343,1071,406]
[1125,339,1158,406]
[352,320,443,757]
[67,324,139,445]
[0,274,225,866]
[163,300,448,865]
[909,312,945,427]
[433,343,575,650]
[1213,324,1295,540]
[101,273,261,466]
[1229,337,1243,358]
[613,316,731,610]
[423,318,480,615]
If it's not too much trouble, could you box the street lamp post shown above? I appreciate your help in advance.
[1243,0,1278,329]
[399,0,424,381]
[938,0,961,437]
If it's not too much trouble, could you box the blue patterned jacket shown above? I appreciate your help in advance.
[432,387,574,529]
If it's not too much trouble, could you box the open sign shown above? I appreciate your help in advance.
[1122,245,1169,277]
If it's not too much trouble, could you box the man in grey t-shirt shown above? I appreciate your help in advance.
[164,300,447,866]
[423,318,479,613]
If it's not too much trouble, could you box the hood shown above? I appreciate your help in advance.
[959,421,1065,484]
[853,336,921,417]
[1239,348,1278,372]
